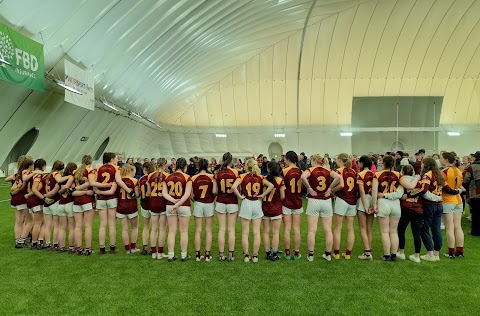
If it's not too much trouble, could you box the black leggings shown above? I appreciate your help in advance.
[398,208,423,253]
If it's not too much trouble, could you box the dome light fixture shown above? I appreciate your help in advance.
[53,79,83,95]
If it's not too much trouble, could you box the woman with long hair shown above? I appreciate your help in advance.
[372,155,402,261]
[419,157,445,261]
[262,162,285,261]
[192,158,218,261]
[440,152,464,258]
[139,162,155,255]
[232,159,273,262]
[162,158,193,262]
[301,154,341,262]
[282,151,303,260]
[356,155,375,260]
[215,152,240,261]
[57,162,76,252]
[331,153,357,260]
[147,158,169,259]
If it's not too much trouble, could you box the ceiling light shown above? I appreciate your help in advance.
[102,100,118,112]
[130,112,142,119]
[215,134,227,138]
[274,134,285,138]
[147,118,161,128]
[447,132,460,136]
[340,132,352,137]
[0,57,12,66]
[54,79,83,95]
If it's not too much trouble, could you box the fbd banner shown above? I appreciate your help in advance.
[0,22,44,91]
[64,60,95,111]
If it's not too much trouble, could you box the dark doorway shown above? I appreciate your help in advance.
[1,128,39,176]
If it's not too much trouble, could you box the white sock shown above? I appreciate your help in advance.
[181,252,187,259]
[168,252,174,259]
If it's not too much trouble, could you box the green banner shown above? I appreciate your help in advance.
[0,22,44,91]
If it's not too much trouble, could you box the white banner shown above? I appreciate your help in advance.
[64,60,95,110]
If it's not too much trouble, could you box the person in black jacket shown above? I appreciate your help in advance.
[187,158,198,177]
[134,158,143,179]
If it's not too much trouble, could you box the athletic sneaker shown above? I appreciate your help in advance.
[294,254,302,260]
[434,256,440,261]
[219,255,227,261]
[381,255,390,261]
[307,255,314,262]
[332,253,340,260]
[409,255,421,263]
[271,254,281,261]
[265,251,272,260]
[141,249,148,256]
[322,254,332,261]
[341,253,351,260]
[196,256,202,262]
[205,255,212,262]
[396,253,406,260]
[151,253,158,259]
[252,256,258,263]
[84,249,93,256]
[420,254,437,262]
[444,253,455,259]
[130,248,140,254]
[284,253,291,260]
[168,256,177,262]
[181,255,191,262]
[357,253,373,260]
[229,256,235,262]
[456,253,465,258]
[126,250,131,254]
[15,243,28,249]
[244,254,250,263]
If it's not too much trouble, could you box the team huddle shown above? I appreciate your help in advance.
[6,149,471,263]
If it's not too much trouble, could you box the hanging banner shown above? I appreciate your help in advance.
[64,60,95,111]
[0,22,44,91]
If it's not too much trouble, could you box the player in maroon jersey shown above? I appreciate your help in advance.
[215,152,240,261]
[262,162,285,260]
[57,162,76,253]
[162,158,193,262]
[232,159,273,262]
[356,155,375,260]
[71,155,110,256]
[11,157,38,248]
[139,162,155,255]
[192,158,218,261]
[331,153,357,260]
[282,151,303,260]
[106,164,139,254]
[301,154,341,262]
[147,158,169,259]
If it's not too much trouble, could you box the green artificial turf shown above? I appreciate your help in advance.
[0,180,478,315]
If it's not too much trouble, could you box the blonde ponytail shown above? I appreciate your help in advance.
[246,158,261,176]
[75,155,92,183]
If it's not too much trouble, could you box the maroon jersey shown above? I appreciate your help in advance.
[59,175,74,205]
[262,177,285,217]
[11,170,29,207]
[373,170,401,195]
[356,169,374,195]
[147,171,169,213]
[27,173,45,208]
[165,171,192,206]
[96,164,119,200]
[399,177,423,213]
[239,173,264,201]
[215,168,239,204]
[117,177,138,214]
[335,167,357,205]
[44,172,61,205]
[139,175,150,210]
[73,167,96,205]
[192,173,216,204]
[282,166,303,209]
[306,166,332,200]
[421,171,443,205]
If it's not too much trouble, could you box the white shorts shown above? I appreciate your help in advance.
[215,202,239,214]
[141,208,151,218]
[239,199,263,220]
[43,201,59,216]
[116,212,138,219]
[282,206,303,215]
[30,205,43,213]
[73,203,94,213]
[377,198,401,218]
[149,211,166,217]
[166,205,191,217]
[443,203,463,214]
[11,204,27,211]
[262,214,282,220]
[57,202,73,217]
[334,197,357,217]
[305,198,333,217]
[193,201,215,218]
[357,194,373,212]
[96,198,118,209]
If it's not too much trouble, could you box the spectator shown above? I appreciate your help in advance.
[323,154,332,169]
[134,158,143,179]
[261,156,268,176]
[394,151,404,172]
[127,158,134,166]
[187,158,197,177]
[463,151,480,236]
[432,154,441,168]
[169,158,176,173]
[414,152,422,174]
[144,158,149,163]
[299,152,307,171]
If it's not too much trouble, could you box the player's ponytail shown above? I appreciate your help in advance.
[198,158,209,172]
[63,162,77,177]
[75,155,92,183]
[46,160,64,188]
[246,158,261,176]
[311,154,324,167]
[16,157,34,182]
[422,157,445,187]
[121,164,134,177]
[285,151,298,167]
[383,155,394,186]
[154,158,167,184]
[220,152,233,170]
[266,161,280,184]
[176,158,187,172]
[337,153,351,168]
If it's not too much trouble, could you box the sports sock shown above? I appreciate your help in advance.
[308,250,314,256]
[346,249,352,256]
[229,251,234,258]
[285,249,290,255]
[39,240,44,246]
[334,249,340,255]
[219,251,225,257]
[390,253,397,260]
[32,241,38,247]
[143,245,147,250]
[365,249,371,256]
[181,252,187,259]
[100,246,106,254]
[294,250,299,256]
[325,251,331,256]
[151,246,157,254]
[196,250,201,258]
[205,251,210,257]
[53,242,58,248]
[158,246,164,254]
[449,247,455,255]
[110,245,116,251]
[130,242,136,249]
[456,246,464,255]
[124,244,131,251]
